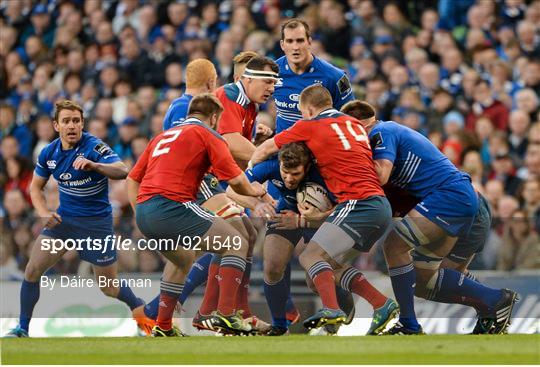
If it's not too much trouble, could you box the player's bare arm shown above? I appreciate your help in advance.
[225,186,276,218]
[72,157,128,180]
[250,138,279,166]
[227,173,267,197]
[373,159,393,186]
[222,132,257,167]
[29,173,62,228]
[126,177,140,212]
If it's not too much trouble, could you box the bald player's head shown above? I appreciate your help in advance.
[233,51,259,82]
[186,58,217,92]
[298,84,333,119]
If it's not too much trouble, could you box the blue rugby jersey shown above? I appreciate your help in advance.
[162,93,193,130]
[35,132,120,217]
[369,121,468,198]
[245,157,336,212]
[273,55,354,133]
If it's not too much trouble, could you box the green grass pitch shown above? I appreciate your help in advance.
[1,334,539,364]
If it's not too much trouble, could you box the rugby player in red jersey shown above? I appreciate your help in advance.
[191,55,279,333]
[251,84,397,331]
[127,94,271,336]
[216,56,279,169]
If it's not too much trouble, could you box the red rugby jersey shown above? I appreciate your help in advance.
[274,109,384,202]
[129,118,242,203]
[216,81,258,141]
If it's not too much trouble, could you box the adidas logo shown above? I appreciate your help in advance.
[496,305,512,322]
[159,301,167,308]
[202,319,215,330]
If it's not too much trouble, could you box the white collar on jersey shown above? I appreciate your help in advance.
[319,108,339,116]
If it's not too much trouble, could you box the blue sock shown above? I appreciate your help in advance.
[178,253,212,304]
[388,263,420,331]
[19,280,40,332]
[117,285,144,310]
[430,269,503,310]
[144,295,160,320]
[283,263,296,326]
[336,285,354,316]
[264,277,289,329]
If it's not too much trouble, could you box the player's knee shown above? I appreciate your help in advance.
[263,259,286,283]
[414,283,429,298]
[298,247,315,269]
[24,262,45,282]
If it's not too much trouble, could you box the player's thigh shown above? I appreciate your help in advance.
[447,194,491,265]
[408,179,479,243]
[441,255,474,273]
[310,196,392,262]
[201,216,247,257]
[394,209,458,256]
[136,196,214,249]
[263,234,295,281]
[25,235,67,281]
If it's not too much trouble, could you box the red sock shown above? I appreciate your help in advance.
[156,293,177,330]
[236,263,251,317]
[216,266,243,316]
[312,270,340,310]
[199,263,219,315]
[349,273,387,309]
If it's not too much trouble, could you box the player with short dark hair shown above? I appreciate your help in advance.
[251,84,396,331]
[274,18,354,134]
[261,19,357,332]
[230,141,398,335]
[217,55,279,169]
[127,93,268,336]
[341,100,518,335]
[5,100,151,338]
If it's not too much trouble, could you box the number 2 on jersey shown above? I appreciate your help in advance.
[330,120,370,150]
[152,130,182,157]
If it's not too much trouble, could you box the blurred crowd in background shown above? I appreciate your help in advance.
[1,0,539,280]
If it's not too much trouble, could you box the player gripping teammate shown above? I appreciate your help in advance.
[264,18,357,331]
[142,57,270,334]
[228,142,398,335]
[251,85,394,331]
[5,100,152,337]
[127,94,268,336]
[341,100,518,335]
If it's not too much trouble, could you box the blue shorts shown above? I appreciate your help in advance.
[136,195,214,251]
[42,215,116,266]
[266,227,317,246]
[266,203,316,246]
[448,193,492,262]
[414,177,479,237]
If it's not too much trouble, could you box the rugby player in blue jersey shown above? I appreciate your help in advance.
[229,142,399,336]
[341,101,518,335]
[260,18,357,332]
[5,100,151,337]
[273,18,355,134]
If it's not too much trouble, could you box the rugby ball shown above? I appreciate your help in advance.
[296,182,333,211]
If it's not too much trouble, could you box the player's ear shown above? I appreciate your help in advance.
[280,39,285,51]
[52,120,60,132]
